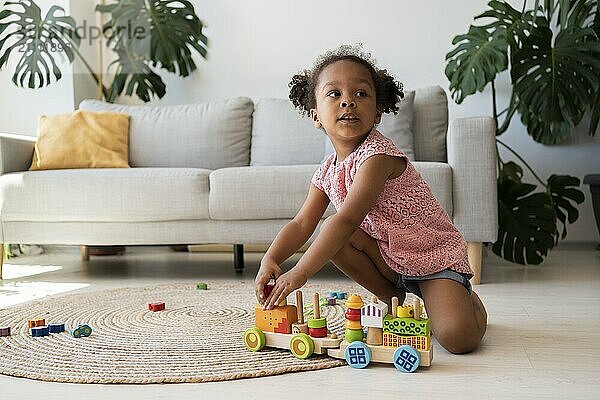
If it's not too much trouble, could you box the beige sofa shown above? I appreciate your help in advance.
[0,86,497,283]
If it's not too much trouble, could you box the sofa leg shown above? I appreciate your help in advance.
[467,242,483,285]
[233,244,244,273]
[80,245,90,262]
[0,243,4,280]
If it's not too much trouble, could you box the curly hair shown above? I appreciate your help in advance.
[289,44,404,117]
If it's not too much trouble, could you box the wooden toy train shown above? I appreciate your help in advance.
[244,290,432,372]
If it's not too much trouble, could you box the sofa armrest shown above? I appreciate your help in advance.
[447,117,498,243]
[0,132,36,175]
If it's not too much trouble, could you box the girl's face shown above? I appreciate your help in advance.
[310,60,381,143]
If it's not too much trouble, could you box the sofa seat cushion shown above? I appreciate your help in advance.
[0,168,210,222]
[210,165,327,220]
[209,163,452,221]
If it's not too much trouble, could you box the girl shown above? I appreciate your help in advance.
[254,45,487,354]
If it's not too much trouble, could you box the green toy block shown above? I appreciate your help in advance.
[383,315,430,336]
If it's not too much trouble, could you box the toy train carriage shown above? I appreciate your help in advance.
[327,295,433,372]
[244,292,343,359]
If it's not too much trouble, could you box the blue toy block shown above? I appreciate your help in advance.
[344,341,371,369]
[393,345,420,373]
[30,326,49,337]
[48,323,65,333]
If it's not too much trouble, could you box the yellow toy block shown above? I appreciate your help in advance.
[383,332,430,351]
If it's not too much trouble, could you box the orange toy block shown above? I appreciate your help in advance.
[255,304,298,334]
[28,319,45,328]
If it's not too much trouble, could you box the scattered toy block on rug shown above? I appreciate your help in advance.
[71,324,92,338]
[148,302,165,312]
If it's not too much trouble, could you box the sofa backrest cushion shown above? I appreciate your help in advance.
[79,98,254,169]
[250,99,325,166]
[413,86,448,162]
[251,91,416,166]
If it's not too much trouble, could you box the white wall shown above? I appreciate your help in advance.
[0,0,74,135]
[1,0,599,243]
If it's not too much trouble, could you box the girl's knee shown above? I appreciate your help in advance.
[434,319,484,354]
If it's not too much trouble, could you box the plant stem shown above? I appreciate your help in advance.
[65,36,109,100]
[492,79,499,134]
[498,91,518,135]
[497,139,547,187]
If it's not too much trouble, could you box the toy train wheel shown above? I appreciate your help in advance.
[290,333,314,359]
[243,327,266,352]
[344,341,371,368]
[392,345,420,373]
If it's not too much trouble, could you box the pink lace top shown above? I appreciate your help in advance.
[311,129,473,277]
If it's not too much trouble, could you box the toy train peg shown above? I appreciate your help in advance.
[244,289,432,372]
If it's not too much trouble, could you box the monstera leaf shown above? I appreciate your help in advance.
[547,175,585,241]
[0,0,79,88]
[493,162,556,264]
[105,46,166,103]
[445,25,509,104]
[511,25,600,144]
[97,0,208,95]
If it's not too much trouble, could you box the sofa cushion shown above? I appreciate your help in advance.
[250,99,325,166]
[209,162,452,220]
[413,86,448,162]
[209,165,331,220]
[31,110,130,171]
[79,98,253,169]
[0,168,210,222]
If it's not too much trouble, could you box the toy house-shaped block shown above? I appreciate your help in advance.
[255,304,298,334]
[361,300,389,328]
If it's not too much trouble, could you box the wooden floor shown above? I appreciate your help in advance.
[1,243,599,400]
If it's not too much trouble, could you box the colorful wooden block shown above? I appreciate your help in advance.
[148,302,165,312]
[71,324,92,338]
[396,305,414,318]
[196,282,208,290]
[0,327,11,337]
[28,319,45,328]
[48,323,65,333]
[254,304,298,334]
[308,327,327,338]
[327,297,337,306]
[383,315,430,336]
[291,323,309,334]
[361,296,388,328]
[383,332,430,350]
[30,326,49,337]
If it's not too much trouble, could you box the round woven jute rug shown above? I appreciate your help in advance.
[0,281,364,384]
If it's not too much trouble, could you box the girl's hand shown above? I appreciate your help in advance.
[263,268,308,310]
[255,258,282,304]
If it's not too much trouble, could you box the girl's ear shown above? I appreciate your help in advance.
[310,109,322,129]
[375,107,382,124]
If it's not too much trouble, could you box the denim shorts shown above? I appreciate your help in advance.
[396,269,473,300]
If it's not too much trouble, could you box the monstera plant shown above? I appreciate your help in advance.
[0,0,208,102]
[446,0,599,264]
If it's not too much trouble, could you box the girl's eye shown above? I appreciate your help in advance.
[327,90,340,98]
[356,91,368,97]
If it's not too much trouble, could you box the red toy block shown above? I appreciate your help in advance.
[309,327,328,338]
[345,308,361,321]
[263,283,275,299]
[148,302,165,312]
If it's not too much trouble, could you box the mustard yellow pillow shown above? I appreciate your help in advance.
[30,110,130,170]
